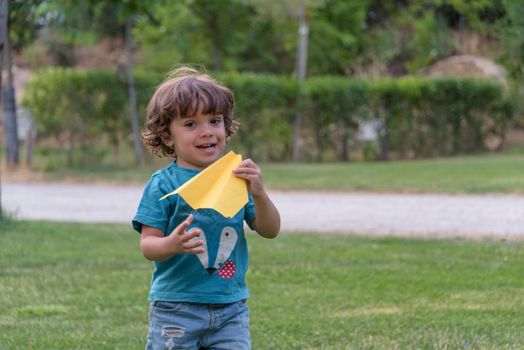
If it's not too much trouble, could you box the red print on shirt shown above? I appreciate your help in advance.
[218,259,236,279]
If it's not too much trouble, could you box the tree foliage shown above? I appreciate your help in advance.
[17,0,521,79]
[7,0,43,50]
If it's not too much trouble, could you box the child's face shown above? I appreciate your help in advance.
[168,113,227,169]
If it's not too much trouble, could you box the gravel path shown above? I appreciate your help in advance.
[3,182,524,240]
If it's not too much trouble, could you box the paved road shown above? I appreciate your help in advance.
[3,182,524,240]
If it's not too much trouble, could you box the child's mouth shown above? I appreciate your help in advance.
[197,143,216,150]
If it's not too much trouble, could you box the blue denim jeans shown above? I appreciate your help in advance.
[146,300,251,350]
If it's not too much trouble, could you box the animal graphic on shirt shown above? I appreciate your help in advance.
[188,228,209,270]
[188,226,238,278]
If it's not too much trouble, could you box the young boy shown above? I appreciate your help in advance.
[132,66,280,350]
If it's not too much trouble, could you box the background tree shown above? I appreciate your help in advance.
[40,0,155,164]
[35,0,94,66]
[2,0,42,167]
[499,0,524,124]
[0,0,7,218]
[135,0,257,73]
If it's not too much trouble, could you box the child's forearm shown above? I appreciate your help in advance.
[252,191,280,238]
[140,234,177,261]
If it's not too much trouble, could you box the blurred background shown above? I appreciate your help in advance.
[2,3,524,348]
[1,0,523,173]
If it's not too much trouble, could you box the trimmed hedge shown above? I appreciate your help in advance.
[304,76,513,161]
[305,77,370,161]
[22,68,158,165]
[217,72,297,160]
[372,77,514,159]
[23,68,514,164]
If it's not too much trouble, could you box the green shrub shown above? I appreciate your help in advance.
[23,68,129,165]
[369,77,514,159]
[305,76,370,161]
[218,72,297,161]
[23,68,514,166]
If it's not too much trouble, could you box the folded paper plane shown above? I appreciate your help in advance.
[160,151,248,218]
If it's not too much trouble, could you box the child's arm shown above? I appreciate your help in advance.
[233,159,281,239]
[140,214,205,261]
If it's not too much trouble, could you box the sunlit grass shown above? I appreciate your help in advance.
[262,154,524,193]
[1,221,523,349]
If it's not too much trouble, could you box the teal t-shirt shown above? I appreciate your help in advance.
[132,161,256,304]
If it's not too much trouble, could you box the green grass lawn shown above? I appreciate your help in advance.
[262,154,524,194]
[1,221,523,349]
[21,153,524,194]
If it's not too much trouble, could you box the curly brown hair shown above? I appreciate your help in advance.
[142,66,238,158]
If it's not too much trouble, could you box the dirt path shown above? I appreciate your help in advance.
[3,182,524,240]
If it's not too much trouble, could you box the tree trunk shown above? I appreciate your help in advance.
[0,0,7,219]
[205,13,222,71]
[125,17,144,165]
[339,119,350,162]
[292,0,308,161]
[376,110,389,161]
[3,31,19,166]
[112,142,120,165]
[67,131,75,167]
[26,124,33,169]
[211,40,222,71]
[314,126,324,162]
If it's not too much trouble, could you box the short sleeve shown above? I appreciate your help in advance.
[132,175,172,234]
[244,193,256,230]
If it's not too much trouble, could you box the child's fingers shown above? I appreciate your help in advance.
[182,239,205,251]
[235,173,259,184]
[235,159,260,172]
[183,228,205,254]
[233,170,262,184]
[185,247,206,254]
[174,214,194,235]
[233,167,260,177]
[183,228,202,242]
[233,166,257,173]
[239,158,258,168]
[185,214,194,226]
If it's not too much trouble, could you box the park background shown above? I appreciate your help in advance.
[1,1,524,349]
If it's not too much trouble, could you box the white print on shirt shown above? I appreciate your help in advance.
[188,226,238,279]
[214,226,238,270]
[187,227,208,270]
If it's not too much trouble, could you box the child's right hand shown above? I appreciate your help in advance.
[169,214,206,255]
[140,214,206,261]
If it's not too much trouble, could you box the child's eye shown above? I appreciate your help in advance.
[184,121,196,128]
[211,116,223,124]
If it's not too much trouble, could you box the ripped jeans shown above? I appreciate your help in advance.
[146,300,251,350]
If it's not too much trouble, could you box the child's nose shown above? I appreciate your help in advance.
[199,123,213,137]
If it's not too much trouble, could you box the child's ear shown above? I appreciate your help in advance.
[161,131,173,147]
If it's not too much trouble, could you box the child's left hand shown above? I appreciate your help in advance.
[233,159,265,197]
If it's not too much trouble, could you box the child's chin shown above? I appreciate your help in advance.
[197,153,221,166]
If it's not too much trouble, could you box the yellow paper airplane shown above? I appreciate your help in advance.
[159,151,248,218]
